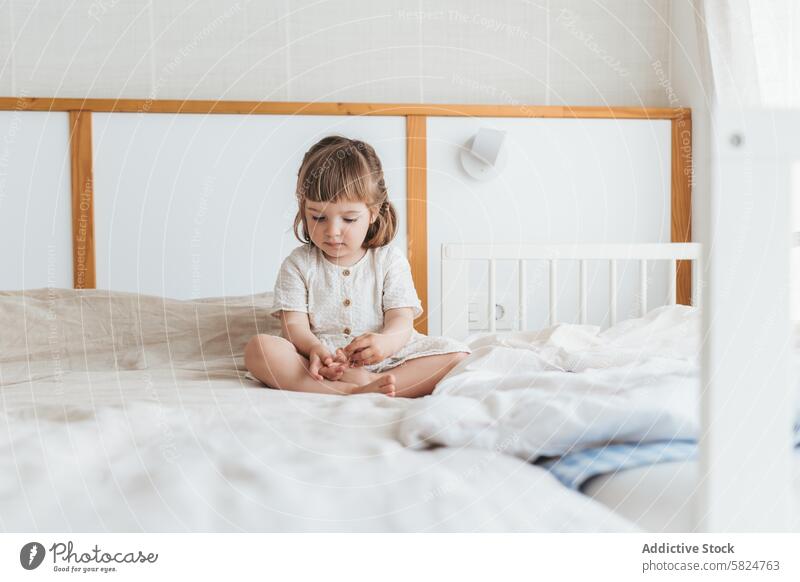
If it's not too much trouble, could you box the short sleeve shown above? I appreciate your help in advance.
[382,246,423,318]
[270,250,309,319]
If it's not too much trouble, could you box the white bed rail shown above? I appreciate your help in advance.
[441,242,702,339]
[698,109,799,532]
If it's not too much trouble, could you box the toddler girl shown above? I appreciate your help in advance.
[245,135,470,397]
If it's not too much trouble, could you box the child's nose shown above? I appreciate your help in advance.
[325,221,342,236]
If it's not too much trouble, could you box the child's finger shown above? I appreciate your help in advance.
[319,364,343,380]
[346,348,364,364]
[343,338,361,352]
[352,348,374,365]
[344,337,369,356]
[309,354,323,380]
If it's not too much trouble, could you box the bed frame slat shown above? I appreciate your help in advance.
[579,260,588,324]
[549,260,558,327]
[669,259,677,304]
[518,260,527,331]
[639,259,648,316]
[443,243,701,339]
[488,259,497,333]
[609,260,618,326]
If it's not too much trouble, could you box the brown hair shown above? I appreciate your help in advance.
[293,135,397,248]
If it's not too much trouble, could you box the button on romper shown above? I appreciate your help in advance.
[269,243,471,374]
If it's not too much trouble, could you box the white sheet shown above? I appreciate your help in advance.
[0,289,636,532]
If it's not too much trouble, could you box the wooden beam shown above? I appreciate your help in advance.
[8,95,692,323]
[0,97,687,120]
[406,116,428,334]
[671,111,692,304]
[69,111,96,289]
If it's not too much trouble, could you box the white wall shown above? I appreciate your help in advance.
[91,113,407,299]
[1,0,672,106]
[427,116,672,334]
[2,1,709,321]
[0,111,72,290]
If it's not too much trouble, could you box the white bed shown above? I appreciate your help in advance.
[393,235,799,533]
[581,318,800,532]
[0,288,636,532]
[397,300,800,533]
[2,100,796,533]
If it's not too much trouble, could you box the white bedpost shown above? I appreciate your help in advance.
[441,244,470,341]
[579,259,588,324]
[698,109,798,532]
[488,259,497,333]
[609,260,618,325]
[549,260,558,326]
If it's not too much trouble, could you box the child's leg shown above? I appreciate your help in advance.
[244,334,395,395]
[384,352,470,398]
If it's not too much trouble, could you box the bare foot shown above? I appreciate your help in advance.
[338,365,378,386]
[349,374,396,397]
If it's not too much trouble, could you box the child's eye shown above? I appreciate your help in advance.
[309,215,357,223]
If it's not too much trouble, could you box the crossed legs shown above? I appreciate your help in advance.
[244,335,395,395]
[244,334,468,398]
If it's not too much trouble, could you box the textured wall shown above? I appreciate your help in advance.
[0,0,675,106]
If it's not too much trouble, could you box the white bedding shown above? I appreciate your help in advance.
[398,306,799,459]
[0,289,636,532]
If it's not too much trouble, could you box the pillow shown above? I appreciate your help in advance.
[0,288,282,384]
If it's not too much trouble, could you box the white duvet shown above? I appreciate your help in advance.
[399,305,799,459]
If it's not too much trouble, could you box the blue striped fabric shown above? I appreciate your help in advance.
[537,427,800,491]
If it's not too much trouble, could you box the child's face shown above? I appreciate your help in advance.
[305,199,376,263]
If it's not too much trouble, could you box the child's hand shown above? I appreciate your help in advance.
[318,361,346,381]
[319,349,350,380]
[343,333,392,367]
[333,348,349,365]
[308,345,339,381]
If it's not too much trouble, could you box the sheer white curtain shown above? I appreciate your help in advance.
[696,1,800,319]
[697,0,799,107]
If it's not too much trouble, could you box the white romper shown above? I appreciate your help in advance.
[269,243,471,373]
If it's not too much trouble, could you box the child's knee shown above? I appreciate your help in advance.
[244,334,280,371]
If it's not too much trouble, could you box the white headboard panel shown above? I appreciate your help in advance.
[427,117,672,334]
[0,111,72,291]
[92,113,407,299]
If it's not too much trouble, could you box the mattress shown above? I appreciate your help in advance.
[0,288,636,532]
[582,450,800,532]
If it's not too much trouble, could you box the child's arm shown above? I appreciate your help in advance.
[279,311,345,380]
[344,307,414,367]
[279,311,322,357]
[381,307,414,353]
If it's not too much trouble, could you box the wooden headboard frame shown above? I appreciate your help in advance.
[0,97,692,334]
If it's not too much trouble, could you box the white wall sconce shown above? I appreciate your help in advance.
[460,127,508,181]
